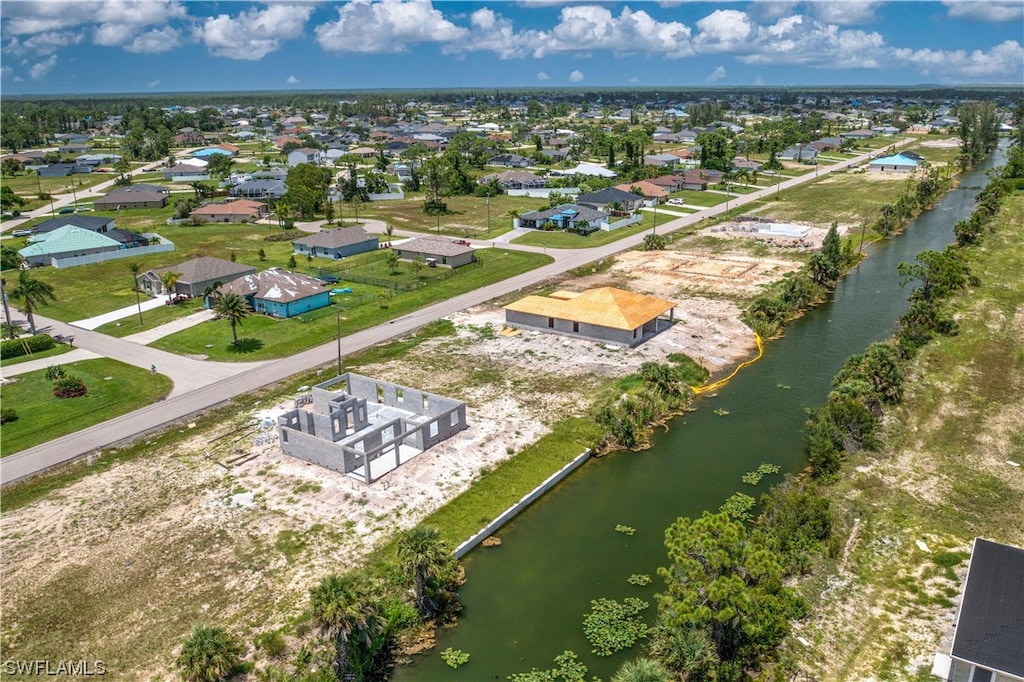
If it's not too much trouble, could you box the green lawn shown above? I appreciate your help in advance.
[2,171,114,201]
[668,189,728,207]
[0,343,74,366]
[358,193,544,239]
[151,247,553,361]
[0,358,173,457]
[753,171,915,225]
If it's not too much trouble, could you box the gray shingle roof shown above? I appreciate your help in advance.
[294,226,377,249]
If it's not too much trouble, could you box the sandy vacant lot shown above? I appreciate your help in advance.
[1,234,808,675]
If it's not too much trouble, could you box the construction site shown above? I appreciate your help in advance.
[0,226,815,675]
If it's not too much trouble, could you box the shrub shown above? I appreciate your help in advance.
[45,364,66,380]
[53,375,87,398]
[642,233,667,251]
[1,407,18,424]
[1,334,55,359]
[253,631,287,659]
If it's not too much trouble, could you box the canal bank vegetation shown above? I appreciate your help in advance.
[786,147,1024,679]
[603,147,1022,682]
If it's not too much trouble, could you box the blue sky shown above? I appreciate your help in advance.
[1,0,1022,95]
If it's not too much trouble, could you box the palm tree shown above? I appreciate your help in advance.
[128,261,143,326]
[384,223,394,246]
[9,269,56,335]
[1,276,17,339]
[160,270,182,305]
[175,625,243,682]
[397,525,453,619]
[309,572,383,677]
[214,292,249,347]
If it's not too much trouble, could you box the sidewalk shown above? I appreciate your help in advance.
[1,349,101,378]
[124,308,217,345]
[71,297,168,330]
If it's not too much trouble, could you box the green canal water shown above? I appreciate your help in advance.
[394,148,1006,681]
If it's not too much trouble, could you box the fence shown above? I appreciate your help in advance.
[52,234,174,268]
[601,213,644,231]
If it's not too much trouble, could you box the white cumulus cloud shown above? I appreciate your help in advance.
[196,4,313,61]
[569,69,584,82]
[125,26,181,53]
[893,40,1024,78]
[286,75,300,84]
[29,54,57,80]
[943,0,1024,22]
[536,71,549,81]
[809,1,882,25]
[315,0,467,54]
[541,5,693,58]
[706,65,727,82]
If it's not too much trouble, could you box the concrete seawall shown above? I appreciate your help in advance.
[454,448,592,558]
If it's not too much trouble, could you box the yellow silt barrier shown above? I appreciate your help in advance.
[692,332,764,395]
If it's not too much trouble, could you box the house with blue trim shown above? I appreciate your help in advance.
[220,268,330,318]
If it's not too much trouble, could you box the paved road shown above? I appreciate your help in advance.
[0,145,901,485]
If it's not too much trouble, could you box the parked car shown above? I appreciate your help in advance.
[452,239,471,246]
[58,206,75,214]
[11,229,35,237]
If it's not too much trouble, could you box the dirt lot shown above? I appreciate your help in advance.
[0,235,806,675]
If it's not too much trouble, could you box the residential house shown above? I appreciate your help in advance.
[841,129,876,140]
[932,538,1024,682]
[392,236,475,268]
[19,225,122,267]
[231,179,286,200]
[517,204,609,231]
[480,170,547,190]
[868,153,919,173]
[647,175,688,192]
[550,162,617,179]
[220,267,330,318]
[614,181,668,203]
[504,287,676,348]
[539,148,569,163]
[678,168,725,191]
[32,215,115,234]
[94,185,169,210]
[732,158,764,172]
[189,199,269,223]
[162,164,210,181]
[287,147,324,167]
[644,153,684,168]
[778,144,819,163]
[139,256,256,299]
[348,147,378,159]
[105,228,151,249]
[37,163,91,177]
[487,153,531,168]
[810,136,845,152]
[293,226,379,260]
[577,187,645,211]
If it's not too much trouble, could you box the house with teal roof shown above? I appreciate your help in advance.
[19,225,122,267]
[869,153,920,173]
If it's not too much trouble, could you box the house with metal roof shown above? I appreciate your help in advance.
[577,187,646,211]
[32,215,115,234]
[932,538,1024,682]
[19,225,122,267]
[504,287,676,348]
[869,153,920,173]
[392,236,475,268]
[293,226,379,260]
[231,179,286,200]
[220,267,330,318]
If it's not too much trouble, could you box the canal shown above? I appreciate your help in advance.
[394,146,1006,681]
